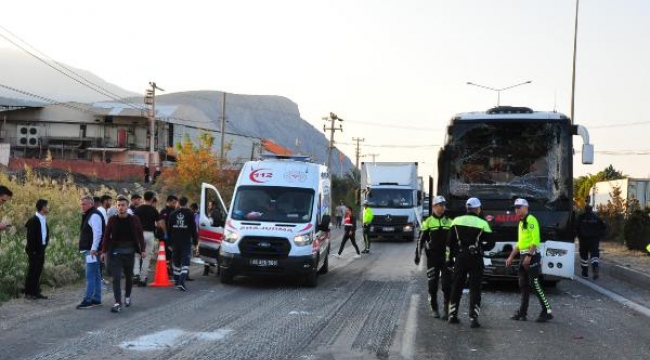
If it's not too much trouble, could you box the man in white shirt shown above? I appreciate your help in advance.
[24,199,50,300]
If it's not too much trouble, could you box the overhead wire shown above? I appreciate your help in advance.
[0,26,145,111]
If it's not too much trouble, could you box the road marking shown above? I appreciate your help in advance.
[575,277,650,318]
[400,294,419,359]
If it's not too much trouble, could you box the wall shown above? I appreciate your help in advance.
[8,158,144,181]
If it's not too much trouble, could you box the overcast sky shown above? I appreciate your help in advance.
[2,0,649,180]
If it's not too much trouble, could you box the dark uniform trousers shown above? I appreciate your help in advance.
[449,250,483,319]
[517,253,551,316]
[425,250,451,309]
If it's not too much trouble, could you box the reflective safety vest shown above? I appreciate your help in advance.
[363,207,374,225]
[517,214,541,254]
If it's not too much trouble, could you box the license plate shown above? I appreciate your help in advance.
[250,259,278,267]
[383,227,394,232]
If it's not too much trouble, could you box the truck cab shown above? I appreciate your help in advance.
[360,162,422,242]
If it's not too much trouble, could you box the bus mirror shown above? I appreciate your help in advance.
[582,144,594,164]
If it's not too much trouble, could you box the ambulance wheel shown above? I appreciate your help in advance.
[220,267,234,284]
[304,270,318,287]
[318,250,329,275]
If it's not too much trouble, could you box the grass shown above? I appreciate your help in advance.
[0,168,116,302]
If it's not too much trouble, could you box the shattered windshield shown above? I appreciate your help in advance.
[231,186,314,223]
[447,121,569,202]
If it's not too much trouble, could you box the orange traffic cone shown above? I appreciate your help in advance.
[149,241,174,287]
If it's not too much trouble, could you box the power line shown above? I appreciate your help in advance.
[589,121,650,129]
[0,26,144,111]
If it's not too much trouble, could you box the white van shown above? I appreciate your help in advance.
[199,155,331,287]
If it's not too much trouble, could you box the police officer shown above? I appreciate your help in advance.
[361,200,374,253]
[574,205,606,279]
[447,197,493,328]
[414,195,452,319]
[167,196,198,291]
[506,198,553,322]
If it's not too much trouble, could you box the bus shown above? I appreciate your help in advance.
[436,106,594,283]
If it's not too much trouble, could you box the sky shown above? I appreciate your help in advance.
[2,0,649,182]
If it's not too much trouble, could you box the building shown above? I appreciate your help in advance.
[0,101,261,180]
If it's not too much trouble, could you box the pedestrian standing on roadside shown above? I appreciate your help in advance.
[335,200,346,229]
[101,196,145,313]
[574,204,607,279]
[361,200,374,253]
[129,194,142,213]
[167,196,197,291]
[77,196,105,309]
[99,195,112,224]
[0,185,14,243]
[95,195,110,285]
[337,205,361,258]
[506,198,553,322]
[414,196,452,319]
[447,197,493,328]
[133,191,161,287]
[160,195,179,276]
[24,199,50,300]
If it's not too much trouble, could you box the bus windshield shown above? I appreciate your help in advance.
[446,121,570,202]
[231,186,315,223]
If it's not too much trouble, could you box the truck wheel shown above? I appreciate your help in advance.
[304,270,318,287]
[318,250,329,275]
[220,267,234,284]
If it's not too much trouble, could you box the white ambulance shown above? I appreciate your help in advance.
[199,155,332,287]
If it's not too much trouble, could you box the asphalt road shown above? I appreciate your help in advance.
[1,227,649,360]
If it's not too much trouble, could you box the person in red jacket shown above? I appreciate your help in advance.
[337,205,361,258]
[101,196,145,313]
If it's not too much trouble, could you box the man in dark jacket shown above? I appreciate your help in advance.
[24,199,50,300]
[167,196,198,291]
[575,205,607,279]
[447,197,493,328]
[415,196,452,319]
[101,196,145,313]
[77,196,105,309]
[0,185,13,243]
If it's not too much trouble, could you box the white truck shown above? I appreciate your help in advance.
[360,162,422,242]
[590,178,650,210]
[199,155,332,287]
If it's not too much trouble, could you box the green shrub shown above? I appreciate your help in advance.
[0,169,90,300]
[623,210,650,251]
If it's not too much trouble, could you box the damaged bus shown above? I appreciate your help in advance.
[436,106,594,284]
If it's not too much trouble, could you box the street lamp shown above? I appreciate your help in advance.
[466,80,532,107]
[570,0,580,124]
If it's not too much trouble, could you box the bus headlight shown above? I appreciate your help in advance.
[224,230,239,243]
[403,225,414,232]
[294,232,314,246]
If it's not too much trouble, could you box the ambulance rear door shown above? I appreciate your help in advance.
[198,182,229,266]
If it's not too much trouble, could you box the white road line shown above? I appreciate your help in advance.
[575,277,650,318]
[400,294,419,359]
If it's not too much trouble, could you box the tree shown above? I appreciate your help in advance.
[154,132,237,202]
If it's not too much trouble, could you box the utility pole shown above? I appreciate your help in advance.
[145,81,164,168]
[323,112,343,171]
[220,92,227,170]
[570,0,580,124]
[352,137,365,169]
